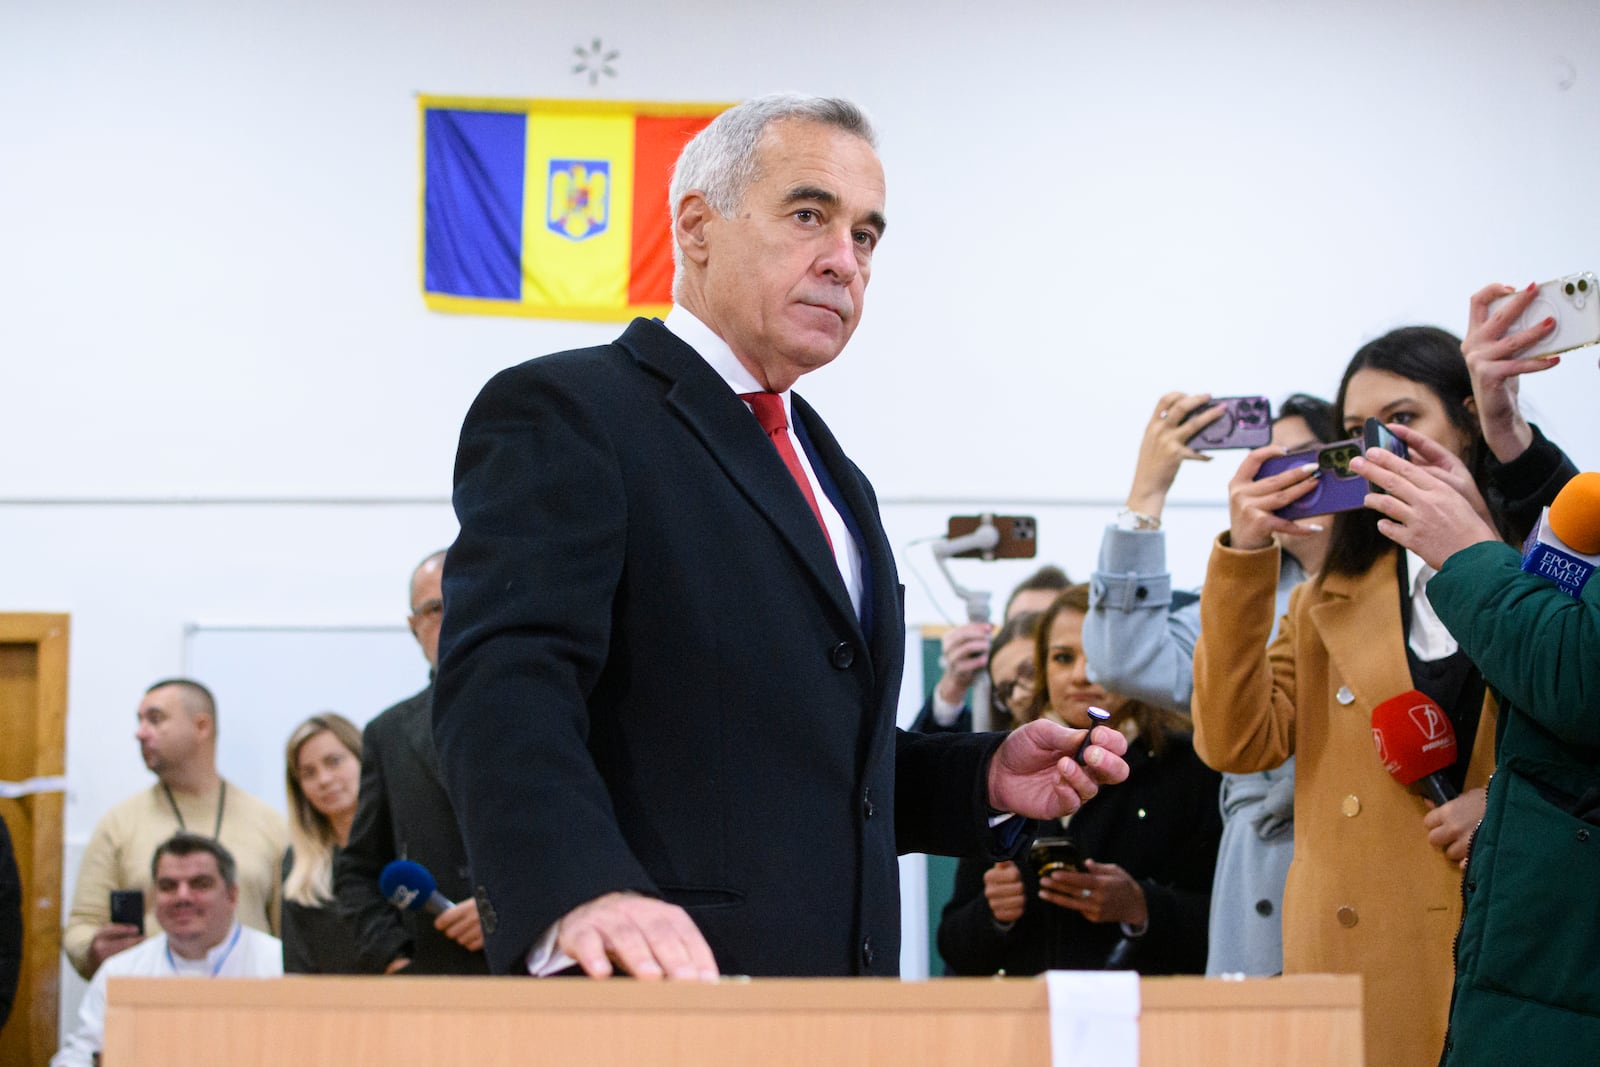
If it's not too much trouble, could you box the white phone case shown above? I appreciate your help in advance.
[1488,271,1600,359]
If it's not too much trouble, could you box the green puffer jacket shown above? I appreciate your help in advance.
[1428,541,1600,1066]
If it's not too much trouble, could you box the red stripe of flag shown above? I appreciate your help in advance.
[629,115,717,309]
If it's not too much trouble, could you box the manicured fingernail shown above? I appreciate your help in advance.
[1543,317,1556,328]
[1299,462,1318,475]
[1306,524,1325,532]
[1527,281,1538,291]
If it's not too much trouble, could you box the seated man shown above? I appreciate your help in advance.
[51,833,281,1067]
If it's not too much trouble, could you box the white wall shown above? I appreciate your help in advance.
[4,0,1599,1010]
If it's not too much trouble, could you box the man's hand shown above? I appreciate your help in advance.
[434,898,486,952]
[1424,787,1487,867]
[87,923,143,975]
[935,621,994,706]
[555,890,719,981]
[1462,282,1559,464]
[1040,860,1148,927]
[1227,444,1323,551]
[982,861,1026,924]
[1124,392,1221,520]
[986,719,1130,820]
[1352,443,1498,569]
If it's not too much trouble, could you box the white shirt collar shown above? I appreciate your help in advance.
[1405,549,1458,661]
[662,306,790,417]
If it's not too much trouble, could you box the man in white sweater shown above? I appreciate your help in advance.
[52,833,281,1067]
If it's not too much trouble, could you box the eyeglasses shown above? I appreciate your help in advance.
[411,598,444,620]
[992,662,1036,714]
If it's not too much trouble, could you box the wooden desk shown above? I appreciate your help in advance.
[104,974,1361,1065]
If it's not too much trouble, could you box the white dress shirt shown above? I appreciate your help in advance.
[1405,548,1458,662]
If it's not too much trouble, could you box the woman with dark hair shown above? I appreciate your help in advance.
[1190,323,1570,1067]
[281,713,364,974]
[939,585,1221,977]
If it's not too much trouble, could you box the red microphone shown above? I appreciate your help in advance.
[1370,689,1459,806]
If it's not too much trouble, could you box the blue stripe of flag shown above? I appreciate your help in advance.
[424,109,526,301]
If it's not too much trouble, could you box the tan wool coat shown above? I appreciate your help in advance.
[1193,538,1495,1067]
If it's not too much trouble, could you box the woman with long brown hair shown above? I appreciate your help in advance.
[939,584,1221,976]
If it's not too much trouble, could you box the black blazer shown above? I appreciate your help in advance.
[939,729,1221,977]
[435,318,1010,977]
[335,686,488,975]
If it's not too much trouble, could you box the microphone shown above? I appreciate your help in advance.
[1521,472,1600,598]
[378,859,456,917]
[1370,689,1459,806]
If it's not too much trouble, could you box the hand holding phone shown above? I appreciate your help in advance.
[109,889,145,934]
[1486,272,1600,360]
[1253,418,1408,519]
[1181,395,1273,450]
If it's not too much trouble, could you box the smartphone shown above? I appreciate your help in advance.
[1486,272,1600,360]
[944,515,1038,559]
[1361,417,1408,495]
[1256,438,1367,520]
[1256,419,1407,519]
[1181,395,1273,450]
[110,889,145,934]
[1028,836,1087,877]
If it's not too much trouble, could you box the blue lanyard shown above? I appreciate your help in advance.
[166,923,242,977]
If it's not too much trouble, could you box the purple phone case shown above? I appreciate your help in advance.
[1256,440,1369,520]
[1184,395,1274,450]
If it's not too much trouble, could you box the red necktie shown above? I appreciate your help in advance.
[741,392,833,551]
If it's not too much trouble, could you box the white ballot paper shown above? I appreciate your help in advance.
[1045,970,1139,1067]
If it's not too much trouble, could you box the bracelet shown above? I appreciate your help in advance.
[1116,508,1162,531]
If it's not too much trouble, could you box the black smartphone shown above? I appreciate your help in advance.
[1361,417,1408,495]
[110,889,144,934]
[945,515,1038,559]
[1029,836,1087,877]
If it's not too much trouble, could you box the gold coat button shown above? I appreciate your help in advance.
[1337,906,1358,928]
[1341,795,1361,818]
[1336,685,1355,705]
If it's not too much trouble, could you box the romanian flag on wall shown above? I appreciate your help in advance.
[420,96,730,321]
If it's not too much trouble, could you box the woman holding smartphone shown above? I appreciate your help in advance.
[1191,324,1570,1067]
[939,584,1221,977]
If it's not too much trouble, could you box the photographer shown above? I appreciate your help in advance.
[1084,390,1337,977]
[1351,280,1592,1066]
[1191,316,1574,1067]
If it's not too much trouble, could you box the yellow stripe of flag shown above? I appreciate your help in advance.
[522,111,636,312]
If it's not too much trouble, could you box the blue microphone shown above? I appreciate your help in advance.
[378,859,456,917]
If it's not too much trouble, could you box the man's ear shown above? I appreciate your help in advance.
[675,192,714,267]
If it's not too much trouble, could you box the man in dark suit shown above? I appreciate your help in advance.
[336,550,488,974]
[434,93,1130,981]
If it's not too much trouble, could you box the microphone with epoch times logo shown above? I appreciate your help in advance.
[1521,472,1600,599]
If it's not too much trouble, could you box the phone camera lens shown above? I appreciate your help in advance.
[1580,279,1591,293]
[1566,282,1577,296]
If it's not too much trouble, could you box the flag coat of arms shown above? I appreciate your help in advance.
[420,96,730,321]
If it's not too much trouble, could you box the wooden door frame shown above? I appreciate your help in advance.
[0,613,69,1067]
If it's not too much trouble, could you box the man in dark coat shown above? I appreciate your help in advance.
[336,550,488,974]
[434,93,1130,980]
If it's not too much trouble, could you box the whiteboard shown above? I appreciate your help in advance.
[183,625,433,818]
